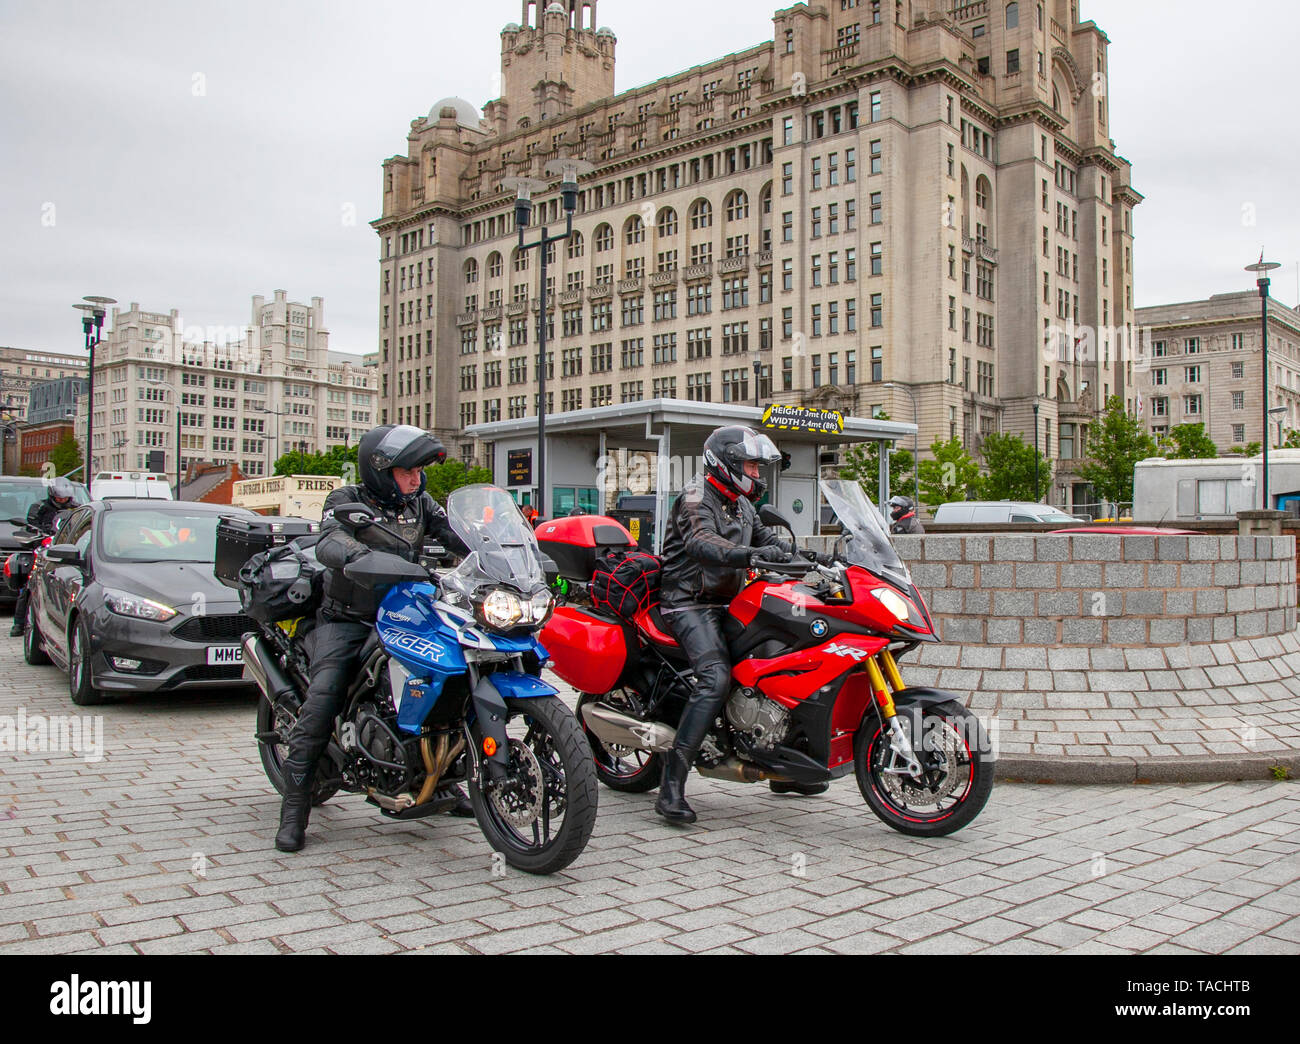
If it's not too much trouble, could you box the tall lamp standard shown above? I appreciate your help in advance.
[503,158,594,519]
[254,404,287,478]
[1246,255,1282,510]
[1033,401,1041,502]
[72,295,116,495]
[1269,405,1287,449]
[883,381,920,508]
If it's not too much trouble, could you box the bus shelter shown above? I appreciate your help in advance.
[465,399,915,552]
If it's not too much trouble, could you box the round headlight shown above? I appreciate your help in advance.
[482,589,523,629]
[529,589,554,622]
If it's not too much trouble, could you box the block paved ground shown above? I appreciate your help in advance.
[1,632,1298,955]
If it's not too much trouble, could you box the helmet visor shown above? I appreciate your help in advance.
[733,430,782,466]
[369,425,441,471]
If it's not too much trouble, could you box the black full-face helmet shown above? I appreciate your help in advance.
[48,477,75,506]
[703,425,783,501]
[358,425,447,508]
[888,495,914,522]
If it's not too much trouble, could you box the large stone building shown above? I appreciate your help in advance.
[374,0,1138,514]
[0,347,87,424]
[1133,292,1300,452]
[83,291,376,479]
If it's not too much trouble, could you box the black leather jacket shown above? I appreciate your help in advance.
[891,513,924,535]
[317,484,469,622]
[659,476,791,607]
[26,497,70,536]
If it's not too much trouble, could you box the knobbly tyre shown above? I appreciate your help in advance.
[235,484,598,874]
[541,479,993,837]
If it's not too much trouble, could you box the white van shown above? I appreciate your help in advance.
[932,501,1084,525]
[91,472,175,501]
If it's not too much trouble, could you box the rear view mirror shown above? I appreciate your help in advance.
[759,504,795,535]
[330,503,376,530]
[47,544,84,567]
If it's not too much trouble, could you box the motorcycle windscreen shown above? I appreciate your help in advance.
[821,478,914,591]
[444,484,546,592]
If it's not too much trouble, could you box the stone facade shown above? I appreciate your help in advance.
[374,0,1139,492]
[1133,291,1300,452]
[85,292,375,480]
[0,347,86,424]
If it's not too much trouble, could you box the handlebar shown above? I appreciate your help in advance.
[755,558,820,576]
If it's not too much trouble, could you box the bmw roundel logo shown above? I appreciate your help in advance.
[811,619,828,637]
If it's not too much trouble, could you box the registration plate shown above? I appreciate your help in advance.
[207,646,243,666]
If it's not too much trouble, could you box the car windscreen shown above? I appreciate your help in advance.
[0,480,89,521]
[98,512,224,563]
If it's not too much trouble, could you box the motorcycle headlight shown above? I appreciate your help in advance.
[104,587,178,622]
[871,587,912,624]
[481,589,523,629]
[529,589,554,624]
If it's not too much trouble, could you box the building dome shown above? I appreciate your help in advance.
[596,26,616,39]
[545,2,566,14]
[503,21,521,32]
[428,96,482,130]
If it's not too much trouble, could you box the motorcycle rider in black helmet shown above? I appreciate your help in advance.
[655,426,830,824]
[274,425,472,852]
[888,495,924,535]
[11,477,77,637]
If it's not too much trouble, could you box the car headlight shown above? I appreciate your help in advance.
[104,587,177,622]
[481,589,523,629]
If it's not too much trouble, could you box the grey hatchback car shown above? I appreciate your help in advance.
[23,499,260,705]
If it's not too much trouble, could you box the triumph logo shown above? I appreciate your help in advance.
[823,642,869,661]
[49,975,151,1024]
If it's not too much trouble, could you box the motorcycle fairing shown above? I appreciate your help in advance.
[467,671,560,778]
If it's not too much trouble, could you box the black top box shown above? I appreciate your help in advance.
[215,515,319,588]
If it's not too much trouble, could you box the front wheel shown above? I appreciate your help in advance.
[855,701,993,837]
[255,695,338,807]
[469,695,598,875]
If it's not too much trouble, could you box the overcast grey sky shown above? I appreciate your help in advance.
[2,0,1297,358]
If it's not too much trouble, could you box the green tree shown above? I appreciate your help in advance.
[980,431,1053,501]
[423,459,493,505]
[1162,422,1218,459]
[273,443,358,478]
[1078,395,1157,507]
[916,438,982,511]
[49,431,83,477]
[840,420,914,507]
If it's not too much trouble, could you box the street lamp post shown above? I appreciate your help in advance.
[254,405,287,478]
[503,158,594,520]
[883,382,920,508]
[752,355,761,408]
[1033,401,1041,502]
[1269,405,1287,449]
[1246,255,1281,510]
[72,295,116,496]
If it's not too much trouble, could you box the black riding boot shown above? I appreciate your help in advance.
[655,748,696,824]
[275,753,315,852]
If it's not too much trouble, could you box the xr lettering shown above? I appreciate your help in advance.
[823,642,869,661]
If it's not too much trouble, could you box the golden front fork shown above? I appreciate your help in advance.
[866,648,907,719]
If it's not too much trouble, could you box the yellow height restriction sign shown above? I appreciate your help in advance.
[761,404,844,435]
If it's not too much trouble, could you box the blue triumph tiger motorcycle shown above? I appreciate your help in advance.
[244,484,597,874]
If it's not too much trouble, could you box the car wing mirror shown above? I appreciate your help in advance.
[47,544,84,567]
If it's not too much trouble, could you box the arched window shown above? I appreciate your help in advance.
[975,175,991,210]
[1052,86,1060,112]
[656,206,678,237]
[759,182,773,216]
[567,230,585,259]
[689,199,713,230]
[725,189,749,222]
[1006,2,1019,28]
[624,214,645,245]
[518,117,531,129]
[486,251,503,279]
[594,223,614,252]
[464,258,479,284]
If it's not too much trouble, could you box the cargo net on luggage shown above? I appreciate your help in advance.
[588,549,662,621]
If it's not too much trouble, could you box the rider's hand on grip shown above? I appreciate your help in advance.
[750,546,794,567]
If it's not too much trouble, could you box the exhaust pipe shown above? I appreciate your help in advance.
[242,634,301,708]
[581,703,676,753]
[696,759,786,784]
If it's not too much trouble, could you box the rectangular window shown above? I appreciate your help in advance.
[869,90,881,122]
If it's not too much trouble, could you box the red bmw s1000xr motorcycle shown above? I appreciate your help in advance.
[539,479,993,836]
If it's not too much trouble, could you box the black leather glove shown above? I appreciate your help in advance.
[750,546,794,567]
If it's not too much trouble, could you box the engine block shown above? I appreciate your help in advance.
[725,688,790,751]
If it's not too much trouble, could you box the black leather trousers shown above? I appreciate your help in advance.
[662,606,732,759]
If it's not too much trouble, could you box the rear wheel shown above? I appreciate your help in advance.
[469,695,597,875]
[576,692,662,793]
[255,695,338,806]
[23,598,50,666]
[855,701,993,837]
